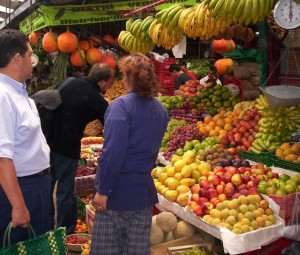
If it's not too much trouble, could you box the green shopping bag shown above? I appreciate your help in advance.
[0,222,68,255]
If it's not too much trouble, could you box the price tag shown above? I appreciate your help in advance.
[290,130,300,143]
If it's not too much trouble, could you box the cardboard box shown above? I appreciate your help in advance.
[167,243,213,255]
[85,204,95,235]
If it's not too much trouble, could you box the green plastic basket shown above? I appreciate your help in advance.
[77,196,87,217]
[238,150,274,167]
[272,157,300,173]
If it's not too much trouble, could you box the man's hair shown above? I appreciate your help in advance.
[209,66,218,73]
[88,63,113,82]
[0,29,29,68]
[169,64,181,72]
[178,61,187,67]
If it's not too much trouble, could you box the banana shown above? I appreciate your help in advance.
[259,0,266,21]
[240,0,253,24]
[213,18,222,35]
[183,11,195,35]
[130,19,142,35]
[178,8,194,30]
[170,8,184,29]
[197,3,208,29]
[155,8,168,19]
[148,19,157,38]
[125,18,134,31]
[152,23,162,44]
[140,16,153,31]
[117,30,127,45]
[252,0,260,24]
[212,0,225,18]
[120,31,131,48]
[223,0,232,15]
[267,0,275,16]
[164,4,183,26]
[208,0,219,10]
[141,17,154,35]
[228,0,239,16]
[233,0,247,24]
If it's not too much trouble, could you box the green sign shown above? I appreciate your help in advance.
[19,0,196,34]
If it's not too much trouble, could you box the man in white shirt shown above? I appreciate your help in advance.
[199,66,222,87]
[0,29,51,246]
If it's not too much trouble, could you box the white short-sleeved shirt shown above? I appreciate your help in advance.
[0,73,50,177]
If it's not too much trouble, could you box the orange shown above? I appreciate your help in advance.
[199,126,207,134]
[209,130,219,136]
[213,114,221,122]
[216,119,225,127]
[219,130,228,137]
[225,117,233,124]
[204,116,212,124]
[77,219,83,225]
[208,120,216,128]
[224,123,233,131]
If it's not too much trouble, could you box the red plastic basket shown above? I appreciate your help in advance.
[269,192,299,224]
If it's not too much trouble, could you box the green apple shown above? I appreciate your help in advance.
[279,174,290,182]
[275,189,287,196]
[176,148,184,156]
[266,187,277,196]
[284,184,295,194]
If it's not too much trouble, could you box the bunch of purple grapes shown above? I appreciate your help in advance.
[163,124,205,160]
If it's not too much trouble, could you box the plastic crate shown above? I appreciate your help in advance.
[243,238,293,255]
[152,58,176,71]
[85,204,95,235]
[269,193,299,224]
[77,196,87,217]
[272,157,300,173]
[238,150,274,166]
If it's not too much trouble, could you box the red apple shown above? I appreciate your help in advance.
[188,201,198,211]
[199,197,209,205]
[225,166,238,175]
[238,167,247,174]
[223,172,233,183]
[231,173,243,186]
[266,171,274,179]
[237,183,247,191]
[252,162,265,170]
[206,188,218,200]
[248,187,259,195]
[225,182,235,189]
[224,186,236,199]
[202,202,213,214]
[242,175,251,184]
[239,189,250,196]
[246,180,256,189]
[199,180,209,189]
[198,176,207,182]
[199,188,207,198]
[211,175,222,186]
[227,147,237,154]
[206,171,215,179]
[191,194,200,203]
[216,172,225,179]
[210,197,221,207]
[193,204,204,217]
[213,166,225,174]
[216,183,225,194]
[273,173,279,179]
[232,193,241,199]
[191,184,201,194]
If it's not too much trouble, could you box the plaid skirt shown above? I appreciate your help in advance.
[91,208,152,255]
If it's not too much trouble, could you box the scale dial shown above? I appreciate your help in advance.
[274,0,300,29]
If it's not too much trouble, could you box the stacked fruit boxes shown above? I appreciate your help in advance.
[151,58,176,96]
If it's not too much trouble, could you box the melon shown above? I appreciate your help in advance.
[172,221,195,239]
[156,212,177,232]
[152,215,157,226]
[163,231,174,242]
[149,225,164,246]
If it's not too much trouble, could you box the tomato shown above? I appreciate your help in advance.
[77,219,82,225]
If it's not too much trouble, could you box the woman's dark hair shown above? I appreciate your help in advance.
[178,61,187,67]
[0,29,29,68]
[168,63,181,72]
[88,63,114,82]
[118,53,159,99]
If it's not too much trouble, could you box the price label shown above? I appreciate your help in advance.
[290,130,300,143]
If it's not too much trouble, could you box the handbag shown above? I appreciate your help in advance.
[0,222,68,255]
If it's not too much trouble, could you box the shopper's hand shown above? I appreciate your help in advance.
[93,192,108,211]
[11,205,30,228]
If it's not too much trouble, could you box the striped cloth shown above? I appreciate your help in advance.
[91,208,152,255]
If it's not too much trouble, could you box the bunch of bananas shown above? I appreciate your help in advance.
[118,17,155,53]
[155,3,185,29]
[178,3,232,41]
[251,95,300,153]
[202,0,275,25]
[148,19,184,50]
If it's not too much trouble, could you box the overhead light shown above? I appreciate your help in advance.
[255,32,260,36]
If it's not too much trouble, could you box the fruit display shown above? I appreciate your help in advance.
[196,83,240,115]
[80,146,102,166]
[162,125,206,160]
[258,173,300,196]
[158,95,186,111]
[252,96,300,153]
[202,195,277,234]
[202,0,274,25]
[197,146,237,166]
[171,102,206,123]
[174,80,203,97]
[83,120,103,137]
[104,80,127,101]
[81,136,104,145]
[76,166,96,177]
[81,241,91,255]
[66,235,90,245]
[79,193,93,204]
[74,219,88,233]
[276,143,300,164]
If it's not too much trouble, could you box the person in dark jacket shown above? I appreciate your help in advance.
[178,60,197,80]
[169,63,193,91]
[50,63,114,234]
[91,53,169,255]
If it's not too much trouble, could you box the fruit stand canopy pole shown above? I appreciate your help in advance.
[124,0,170,17]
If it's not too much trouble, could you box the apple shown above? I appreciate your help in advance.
[237,183,247,191]
[248,187,259,195]
[199,188,207,198]
[224,186,236,199]
[213,166,225,174]
[202,202,213,214]
[193,204,204,217]
[247,180,256,189]
[217,194,227,201]
[232,193,241,199]
[206,188,218,200]
[225,166,238,175]
[216,183,225,194]
[238,167,247,174]
[227,148,237,154]
[216,172,225,179]
[211,175,222,186]
[252,162,265,170]
[191,194,200,203]
[190,184,201,194]
[199,180,209,189]
[198,176,207,182]
[199,197,209,205]
[239,189,249,196]
[273,173,279,179]
[210,197,221,207]
[225,182,235,189]
[242,175,251,184]
[231,174,243,186]
[223,172,233,183]
[206,171,215,179]
[188,201,198,211]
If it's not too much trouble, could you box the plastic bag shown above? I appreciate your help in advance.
[282,193,300,241]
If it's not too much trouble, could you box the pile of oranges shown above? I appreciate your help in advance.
[197,110,239,138]
[75,219,88,233]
